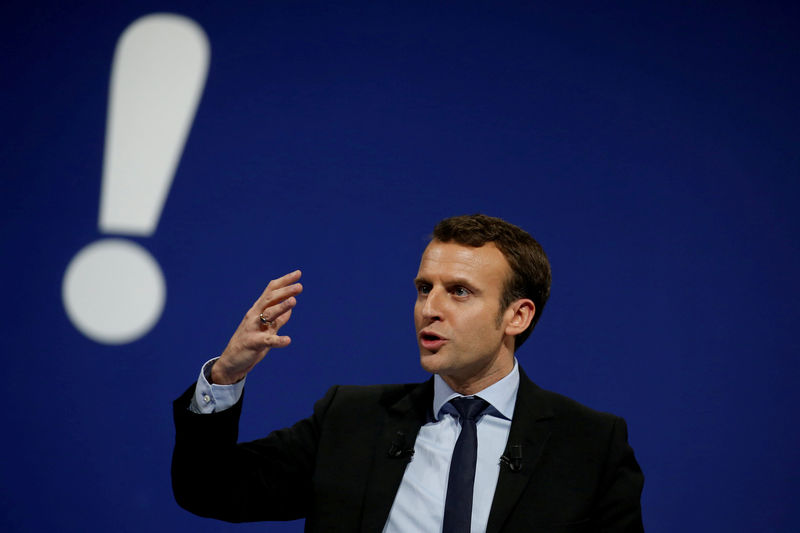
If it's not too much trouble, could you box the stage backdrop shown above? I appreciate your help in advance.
[2,2,798,532]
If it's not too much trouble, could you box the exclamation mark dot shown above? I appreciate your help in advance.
[62,14,210,344]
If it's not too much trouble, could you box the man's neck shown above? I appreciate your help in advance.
[440,355,515,396]
[433,359,520,421]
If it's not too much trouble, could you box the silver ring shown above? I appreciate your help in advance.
[259,313,271,325]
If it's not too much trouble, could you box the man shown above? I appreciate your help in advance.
[172,214,644,532]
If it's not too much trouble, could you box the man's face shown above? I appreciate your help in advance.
[414,240,516,392]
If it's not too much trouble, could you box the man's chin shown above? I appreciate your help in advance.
[419,350,444,374]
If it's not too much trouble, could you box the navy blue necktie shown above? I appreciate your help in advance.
[442,396,490,533]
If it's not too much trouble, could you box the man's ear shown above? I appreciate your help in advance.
[504,299,535,337]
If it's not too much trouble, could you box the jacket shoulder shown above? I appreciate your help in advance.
[325,382,426,407]
[536,386,622,422]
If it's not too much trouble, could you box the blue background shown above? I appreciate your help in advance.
[2,1,798,532]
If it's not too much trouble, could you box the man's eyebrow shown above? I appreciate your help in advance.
[413,276,478,289]
[448,276,478,289]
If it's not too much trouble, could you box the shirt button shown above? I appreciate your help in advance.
[203,394,211,403]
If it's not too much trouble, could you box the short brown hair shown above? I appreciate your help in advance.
[432,214,551,349]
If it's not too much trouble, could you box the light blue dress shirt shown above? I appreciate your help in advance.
[189,358,245,414]
[190,358,519,533]
[382,361,519,533]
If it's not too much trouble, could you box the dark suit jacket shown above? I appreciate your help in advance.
[172,368,644,532]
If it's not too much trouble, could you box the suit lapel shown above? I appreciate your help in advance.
[359,379,433,533]
[486,369,554,533]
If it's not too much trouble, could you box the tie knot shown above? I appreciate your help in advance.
[449,396,490,422]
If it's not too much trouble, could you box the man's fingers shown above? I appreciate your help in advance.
[261,283,303,310]
[258,298,296,326]
[253,282,302,313]
[264,334,292,348]
[255,270,302,308]
[269,269,302,289]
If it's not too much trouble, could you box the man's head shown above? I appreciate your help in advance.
[413,214,551,393]
[431,214,551,349]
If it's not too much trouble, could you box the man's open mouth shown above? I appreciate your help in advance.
[419,331,447,350]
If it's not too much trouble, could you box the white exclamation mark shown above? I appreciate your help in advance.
[62,14,210,344]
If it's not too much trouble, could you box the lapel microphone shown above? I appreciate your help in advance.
[500,444,523,472]
[387,431,415,459]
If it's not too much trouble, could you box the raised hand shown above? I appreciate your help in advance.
[211,270,303,384]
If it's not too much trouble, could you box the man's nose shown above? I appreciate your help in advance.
[422,287,444,320]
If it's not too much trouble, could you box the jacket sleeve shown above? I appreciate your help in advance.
[171,383,338,523]
[593,416,645,533]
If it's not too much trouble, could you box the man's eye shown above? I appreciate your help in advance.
[452,287,470,297]
[418,285,431,295]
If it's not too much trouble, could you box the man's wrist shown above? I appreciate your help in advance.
[191,358,245,414]
[210,359,244,385]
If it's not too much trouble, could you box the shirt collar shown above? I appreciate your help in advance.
[432,358,520,421]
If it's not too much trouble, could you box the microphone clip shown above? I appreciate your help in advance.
[500,444,523,472]
[387,431,415,460]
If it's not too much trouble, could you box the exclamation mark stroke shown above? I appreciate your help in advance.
[62,14,210,344]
